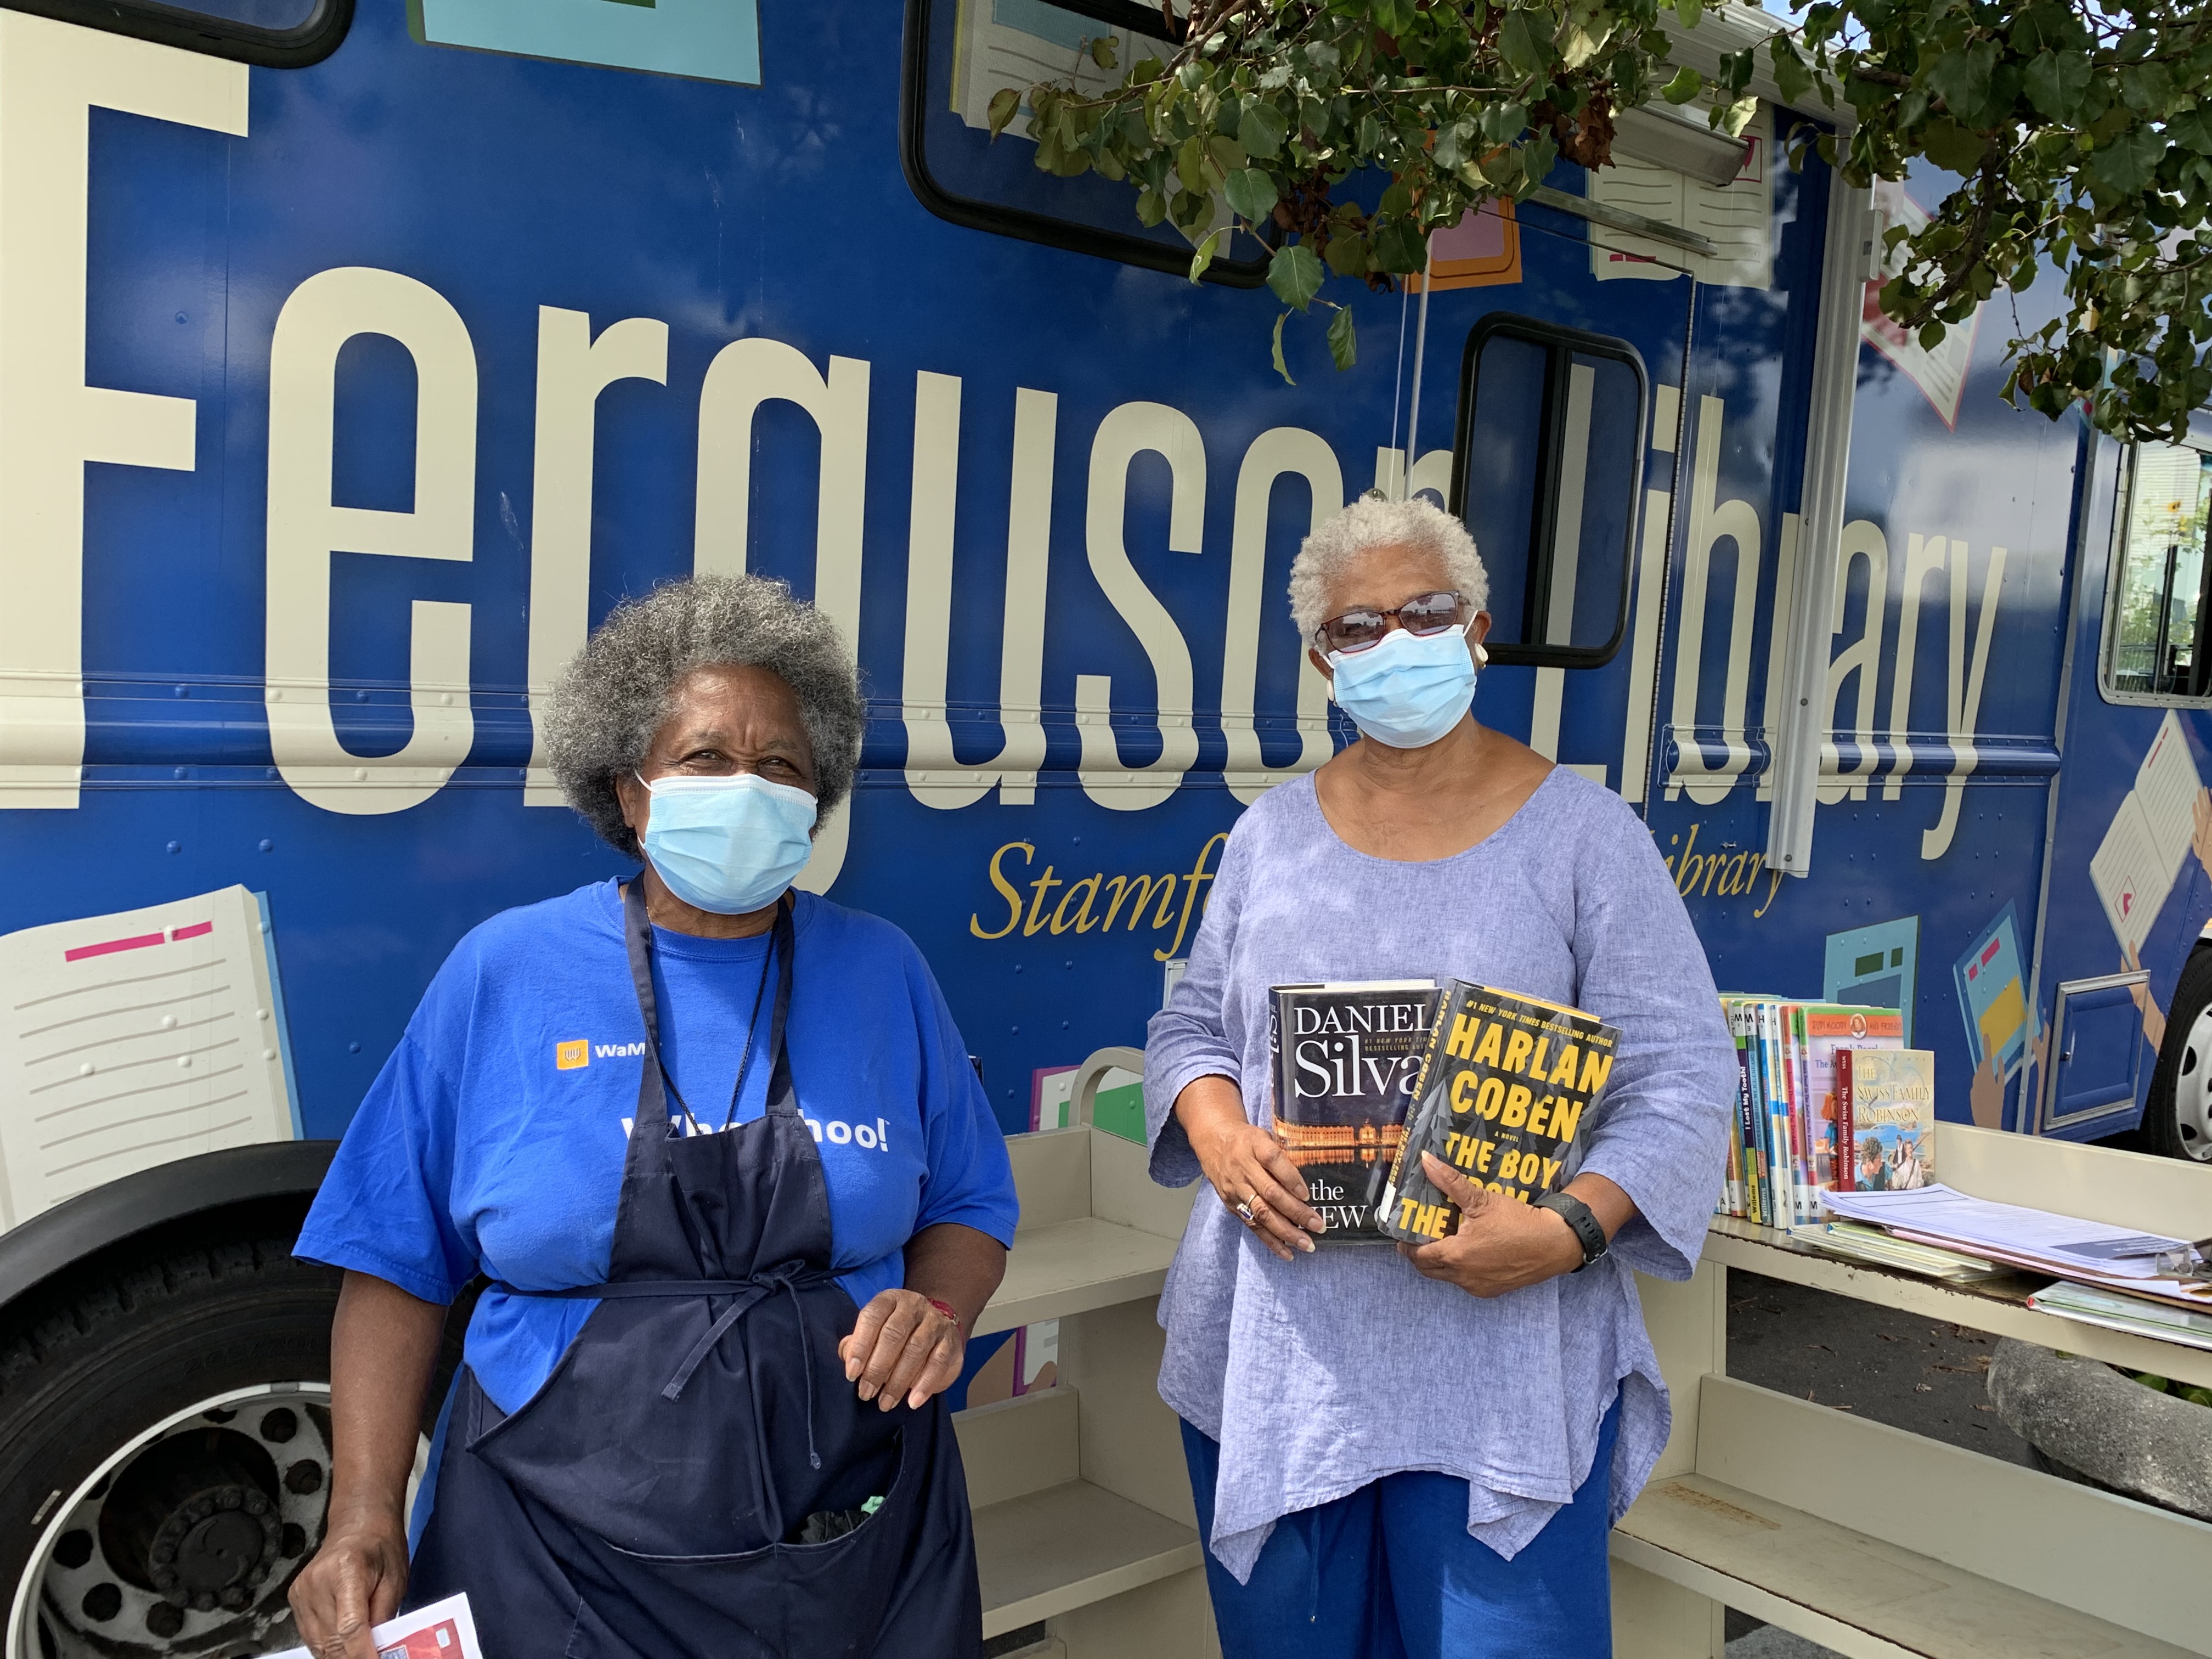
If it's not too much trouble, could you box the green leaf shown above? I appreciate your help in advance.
[1768,38,1814,106]
[1519,129,1560,189]
[1673,0,1703,26]
[2121,60,2173,115]
[986,87,1021,139]
[1926,42,1997,127]
[1499,9,1553,80]
[2169,105,2212,155]
[1271,309,1296,386]
[2008,5,2083,55]
[1089,35,1116,69]
[1327,304,1357,372]
[1919,119,1988,173]
[1435,117,1475,170]
[1373,216,1428,273]
[1188,229,1223,284]
[1135,187,1167,228]
[1715,94,1758,139]
[2089,123,2165,196]
[1324,232,1370,278]
[1240,99,1289,161]
[1176,136,1210,195]
[1267,241,1327,311]
[1224,167,1278,223]
[1479,101,1529,144]
[1660,65,1703,105]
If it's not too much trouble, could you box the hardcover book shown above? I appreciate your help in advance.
[1839,1047,1937,1192]
[1267,980,1441,1242]
[1378,980,1620,1244]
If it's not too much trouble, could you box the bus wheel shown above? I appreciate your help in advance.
[2147,949,2212,1163]
[0,1233,343,1659]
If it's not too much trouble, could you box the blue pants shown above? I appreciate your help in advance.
[1180,1398,1620,1659]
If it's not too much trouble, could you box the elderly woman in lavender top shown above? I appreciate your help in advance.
[1144,495,1734,1659]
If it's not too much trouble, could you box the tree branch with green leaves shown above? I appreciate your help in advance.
[992,0,2212,442]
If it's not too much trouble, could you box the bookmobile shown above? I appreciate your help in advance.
[1,0,2209,1654]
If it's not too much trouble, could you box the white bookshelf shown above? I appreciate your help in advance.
[1619,1126,2212,1659]
[956,1048,1219,1656]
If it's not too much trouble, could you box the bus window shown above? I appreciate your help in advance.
[7,0,351,65]
[900,0,1270,287]
[2107,440,2212,699]
[1448,313,1646,668]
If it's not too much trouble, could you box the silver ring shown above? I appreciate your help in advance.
[1234,1198,1257,1224]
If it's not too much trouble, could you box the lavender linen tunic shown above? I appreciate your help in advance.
[1143,767,1735,1582]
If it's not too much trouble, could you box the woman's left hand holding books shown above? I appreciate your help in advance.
[1396,1153,1626,1297]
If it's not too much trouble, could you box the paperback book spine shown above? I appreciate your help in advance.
[1835,1047,1856,1194]
[1789,1005,1814,1224]
[1736,1002,1768,1226]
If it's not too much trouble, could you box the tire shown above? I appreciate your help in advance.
[2144,946,2212,1163]
[0,1220,471,1659]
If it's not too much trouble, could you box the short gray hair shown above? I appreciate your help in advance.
[1286,494,1489,640]
[545,573,864,858]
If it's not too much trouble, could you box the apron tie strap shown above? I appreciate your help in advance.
[661,1283,774,1401]
[498,1262,836,1447]
[783,1274,822,1471]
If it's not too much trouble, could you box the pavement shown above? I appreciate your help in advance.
[1725,1267,2038,1466]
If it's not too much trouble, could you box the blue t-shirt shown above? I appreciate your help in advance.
[297,879,1019,1418]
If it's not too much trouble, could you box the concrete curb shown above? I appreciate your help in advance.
[1985,1339,2212,1521]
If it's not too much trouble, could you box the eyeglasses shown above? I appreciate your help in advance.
[1312,591,1466,654]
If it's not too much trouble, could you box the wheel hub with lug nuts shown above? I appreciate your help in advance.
[145,1481,283,1611]
[13,1389,332,1659]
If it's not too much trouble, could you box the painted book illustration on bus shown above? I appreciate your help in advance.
[1838,1047,1938,1192]
[1379,982,1619,1244]
[1267,980,1440,1243]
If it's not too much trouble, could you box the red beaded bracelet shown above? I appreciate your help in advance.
[923,1296,963,1335]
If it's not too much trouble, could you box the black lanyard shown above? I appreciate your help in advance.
[646,898,780,1136]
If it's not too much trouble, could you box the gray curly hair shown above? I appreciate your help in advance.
[1286,494,1489,641]
[545,573,864,858]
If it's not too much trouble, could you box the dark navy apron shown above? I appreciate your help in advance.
[408,883,982,1658]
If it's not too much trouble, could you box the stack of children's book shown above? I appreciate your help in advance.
[1714,996,1933,1228]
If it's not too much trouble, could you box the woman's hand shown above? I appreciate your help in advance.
[1397,1154,1589,1297]
[290,1272,442,1659]
[288,1505,408,1659]
[1173,1075,1322,1261]
[841,1289,963,1411]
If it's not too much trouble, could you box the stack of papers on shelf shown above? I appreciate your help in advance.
[2028,1282,2212,1356]
[1818,1185,2212,1311]
[1786,1220,2013,1283]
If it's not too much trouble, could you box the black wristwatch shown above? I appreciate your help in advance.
[1533,1192,1608,1272]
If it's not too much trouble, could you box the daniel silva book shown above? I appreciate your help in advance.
[1268,980,1441,1243]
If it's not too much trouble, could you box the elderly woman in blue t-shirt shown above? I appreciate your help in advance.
[292,574,1014,1659]
[1146,495,1734,1659]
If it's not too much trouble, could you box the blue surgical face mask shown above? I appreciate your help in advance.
[1326,624,1482,750]
[636,772,818,915]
